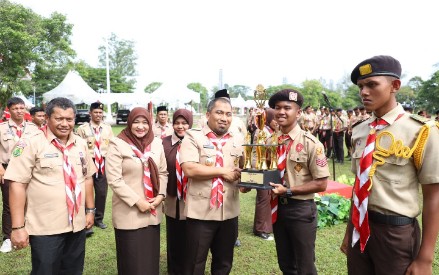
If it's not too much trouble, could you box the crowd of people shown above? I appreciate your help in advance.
[0,54,439,275]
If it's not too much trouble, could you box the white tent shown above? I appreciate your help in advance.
[42,71,101,104]
[99,92,151,108]
[150,83,200,109]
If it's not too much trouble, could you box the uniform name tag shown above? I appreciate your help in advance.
[203,144,214,149]
[44,153,59,158]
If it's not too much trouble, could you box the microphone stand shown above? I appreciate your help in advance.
[322,93,336,181]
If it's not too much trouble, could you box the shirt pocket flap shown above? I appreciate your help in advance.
[40,157,63,168]
[289,152,307,163]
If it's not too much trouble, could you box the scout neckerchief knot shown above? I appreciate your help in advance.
[175,142,187,201]
[271,134,293,223]
[93,126,104,177]
[160,125,167,139]
[206,131,231,209]
[51,138,81,224]
[10,122,25,142]
[352,113,404,252]
[130,143,157,216]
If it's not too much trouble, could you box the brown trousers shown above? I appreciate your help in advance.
[347,220,420,275]
[253,189,273,234]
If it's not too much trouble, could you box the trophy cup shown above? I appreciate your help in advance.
[238,84,280,190]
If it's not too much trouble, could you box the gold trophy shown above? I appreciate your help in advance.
[238,84,280,190]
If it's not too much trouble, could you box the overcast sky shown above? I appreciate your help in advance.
[12,0,439,92]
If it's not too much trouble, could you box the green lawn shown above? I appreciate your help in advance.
[0,125,438,274]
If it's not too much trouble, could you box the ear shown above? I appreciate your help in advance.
[391,79,401,93]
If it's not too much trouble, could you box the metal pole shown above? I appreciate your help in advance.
[104,38,113,124]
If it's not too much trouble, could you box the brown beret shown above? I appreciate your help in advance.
[173,109,193,128]
[351,55,401,84]
[90,102,104,111]
[268,89,304,108]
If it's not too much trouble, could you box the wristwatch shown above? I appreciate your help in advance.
[285,189,293,198]
[85,208,96,214]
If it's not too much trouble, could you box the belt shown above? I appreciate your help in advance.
[368,211,414,226]
[279,197,313,205]
[1,163,7,169]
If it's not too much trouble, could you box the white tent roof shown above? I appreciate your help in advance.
[150,83,200,108]
[230,94,246,109]
[99,92,151,107]
[42,71,101,104]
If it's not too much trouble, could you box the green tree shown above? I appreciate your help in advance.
[416,70,439,113]
[144,82,162,93]
[0,0,75,106]
[98,32,137,91]
[187,82,208,112]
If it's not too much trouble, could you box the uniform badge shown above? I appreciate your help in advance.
[205,157,215,166]
[316,157,328,167]
[316,147,323,155]
[289,91,298,101]
[294,163,302,172]
[356,140,361,147]
[12,140,27,157]
[296,143,304,152]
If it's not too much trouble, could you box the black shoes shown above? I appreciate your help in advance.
[95,221,107,229]
[254,232,274,241]
[85,228,94,237]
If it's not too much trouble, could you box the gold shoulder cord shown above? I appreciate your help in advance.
[367,124,430,191]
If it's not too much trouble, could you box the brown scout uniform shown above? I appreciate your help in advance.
[105,137,168,229]
[76,121,113,158]
[179,126,243,221]
[152,122,173,138]
[4,128,96,235]
[301,112,318,133]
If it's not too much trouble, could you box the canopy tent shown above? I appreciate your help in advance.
[42,71,101,104]
[99,92,151,108]
[149,83,200,109]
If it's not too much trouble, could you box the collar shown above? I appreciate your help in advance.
[156,122,169,128]
[202,125,233,138]
[281,123,301,141]
[171,132,182,146]
[371,103,405,126]
[8,119,24,127]
[89,121,102,129]
[46,126,76,146]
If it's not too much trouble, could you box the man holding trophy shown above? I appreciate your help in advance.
[268,89,330,275]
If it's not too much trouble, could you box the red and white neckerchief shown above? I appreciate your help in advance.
[51,138,81,223]
[264,125,274,135]
[175,142,188,201]
[352,113,404,252]
[206,131,231,209]
[9,122,25,141]
[92,126,104,176]
[160,125,167,139]
[130,143,157,216]
[271,134,293,223]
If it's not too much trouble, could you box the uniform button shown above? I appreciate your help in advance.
[198,192,202,196]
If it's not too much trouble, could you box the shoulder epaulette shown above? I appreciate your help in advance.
[410,114,431,124]
[304,131,318,143]
[352,119,366,129]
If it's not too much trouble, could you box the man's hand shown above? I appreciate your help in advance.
[222,167,241,182]
[136,198,153,213]
[148,195,164,209]
[405,258,433,275]
[11,228,29,250]
[0,166,5,184]
[270,182,287,195]
[340,230,349,255]
[85,213,94,229]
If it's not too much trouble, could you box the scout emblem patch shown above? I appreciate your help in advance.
[12,140,27,157]
[316,147,323,155]
[294,163,302,172]
[289,91,298,101]
[296,143,304,152]
[359,64,372,76]
[205,157,215,166]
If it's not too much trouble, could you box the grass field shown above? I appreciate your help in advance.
[0,125,438,274]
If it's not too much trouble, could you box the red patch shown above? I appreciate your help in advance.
[316,157,328,167]
[296,143,304,152]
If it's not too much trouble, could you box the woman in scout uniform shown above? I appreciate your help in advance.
[341,55,439,275]
[162,109,193,274]
[268,89,330,275]
[106,107,168,274]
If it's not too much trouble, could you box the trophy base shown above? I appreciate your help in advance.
[237,169,280,190]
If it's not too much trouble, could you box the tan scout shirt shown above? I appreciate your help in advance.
[180,126,244,221]
[4,129,96,235]
[106,137,168,230]
[0,121,39,164]
[76,122,113,158]
[152,122,173,138]
[283,124,331,200]
[351,104,439,218]
[301,112,318,131]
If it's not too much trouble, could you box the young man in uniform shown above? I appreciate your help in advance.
[76,102,114,234]
[0,97,39,253]
[29,106,46,128]
[333,108,348,164]
[269,89,330,275]
[340,55,439,275]
[180,95,244,275]
[152,105,173,139]
[5,97,96,273]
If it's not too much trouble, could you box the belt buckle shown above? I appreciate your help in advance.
[280,197,288,205]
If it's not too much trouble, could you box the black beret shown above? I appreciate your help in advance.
[90,102,104,111]
[353,106,360,111]
[351,55,401,84]
[268,89,304,108]
[157,106,168,112]
[336,108,343,112]
[347,109,353,113]
[214,89,230,99]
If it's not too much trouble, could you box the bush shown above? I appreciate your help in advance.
[315,193,351,228]
[336,174,355,186]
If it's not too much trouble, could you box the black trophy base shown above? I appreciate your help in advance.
[237,169,280,190]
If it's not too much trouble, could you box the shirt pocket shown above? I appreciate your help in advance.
[289,152,310,176]
[374,155,411,184]
[39,157,64,184]
[200,148,216,166]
